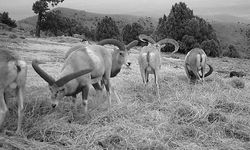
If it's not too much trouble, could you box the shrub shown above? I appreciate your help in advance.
[180,35,198,53]
[201,39,220,57]
[122,22,143,44]
[155,2,219,55]
[246,28,250,39]
[223,45,241,58]
[0,12,17,28]
[95,16,120,41]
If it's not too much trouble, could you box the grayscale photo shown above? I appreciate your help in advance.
[0,0,250,149]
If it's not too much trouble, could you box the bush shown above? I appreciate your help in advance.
[180,35,198,53]
[246,28,250,39]
[201,39,220,57]
[95,16,120,41]
[0,12,17,28]
[223,45,241,58]
[155,2,219,55]
[122,22,144,44]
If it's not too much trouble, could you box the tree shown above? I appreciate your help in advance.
[181,35,198,53]
[155,14,168,40]
[155,2,219,56]
[246,28,250,39]
[0,12,17,28]
[122,22,144,44]
[40,10,95,39]
[200,39,220,57]
[95,16,120,41]
[40,10,60,36]
[223,44,241,58]
[164,2,193,40]
[41,10,79,36]
[32,0,64,37]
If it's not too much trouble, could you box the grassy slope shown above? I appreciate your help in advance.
[210,21,250,58]
[0,29,250,149]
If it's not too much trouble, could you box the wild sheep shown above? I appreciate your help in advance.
[138,34,179,100]
[0,49,27,134]
[184,48,213,83]
[32,39,138,113]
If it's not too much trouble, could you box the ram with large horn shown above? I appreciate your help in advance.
[32,39,138,114]
[184,48,213,84]
[0,49,27,134]
[138,34,179,100]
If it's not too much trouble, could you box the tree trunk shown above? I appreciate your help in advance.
[35,12,42,37]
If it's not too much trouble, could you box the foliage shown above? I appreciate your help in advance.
[41,10,75,36]
[95,16,120,41]
[0,12,17,28]
[155,2,193,40]
[74,25,95,40]
[122,22,144,44]
[223,44,241,58]
[155,2,219,56]
[40,10,95,40]
[32,0,64,37]
[246,28,250,39]
[180,35,198,53]
[32,0,49,15]
[200,39,220,57]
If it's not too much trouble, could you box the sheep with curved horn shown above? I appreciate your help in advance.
[0,49,27,134]
[64,40,138,95]
[184,48,213,84]
[64,40,138,70]
[32,39,138,114]
[138,34,179,100]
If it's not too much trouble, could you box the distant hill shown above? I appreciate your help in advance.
[17,8,250,58]
[17,7,158,32]
[202,14,250,24]
[210,21,250,58]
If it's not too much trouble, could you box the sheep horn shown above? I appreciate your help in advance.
[126,40,138,50]
[204,64,213,77]
[138,34,156,44]
[32,59,55,86]
[55,69,93,87]
[97,39,125,51]
[157,38,180,54]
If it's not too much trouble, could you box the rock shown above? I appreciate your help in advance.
[229,71,246,77]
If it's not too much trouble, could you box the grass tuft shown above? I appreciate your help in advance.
[228,77,245,89]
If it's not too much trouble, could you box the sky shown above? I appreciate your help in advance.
[0,0,250,20]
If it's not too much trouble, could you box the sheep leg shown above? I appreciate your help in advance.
[0,90,8,133]
[16,87,24,134]
[154,69,160,101]
[140,66,146,84]
[81,85,89,114]
[103,79,111,110]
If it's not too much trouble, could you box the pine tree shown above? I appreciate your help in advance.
[95,16,120,41]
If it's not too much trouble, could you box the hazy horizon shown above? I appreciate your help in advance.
[0,0,250,21]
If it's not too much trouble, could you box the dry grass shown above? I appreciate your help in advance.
[0,30,250,150]
[228,77,245,89]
